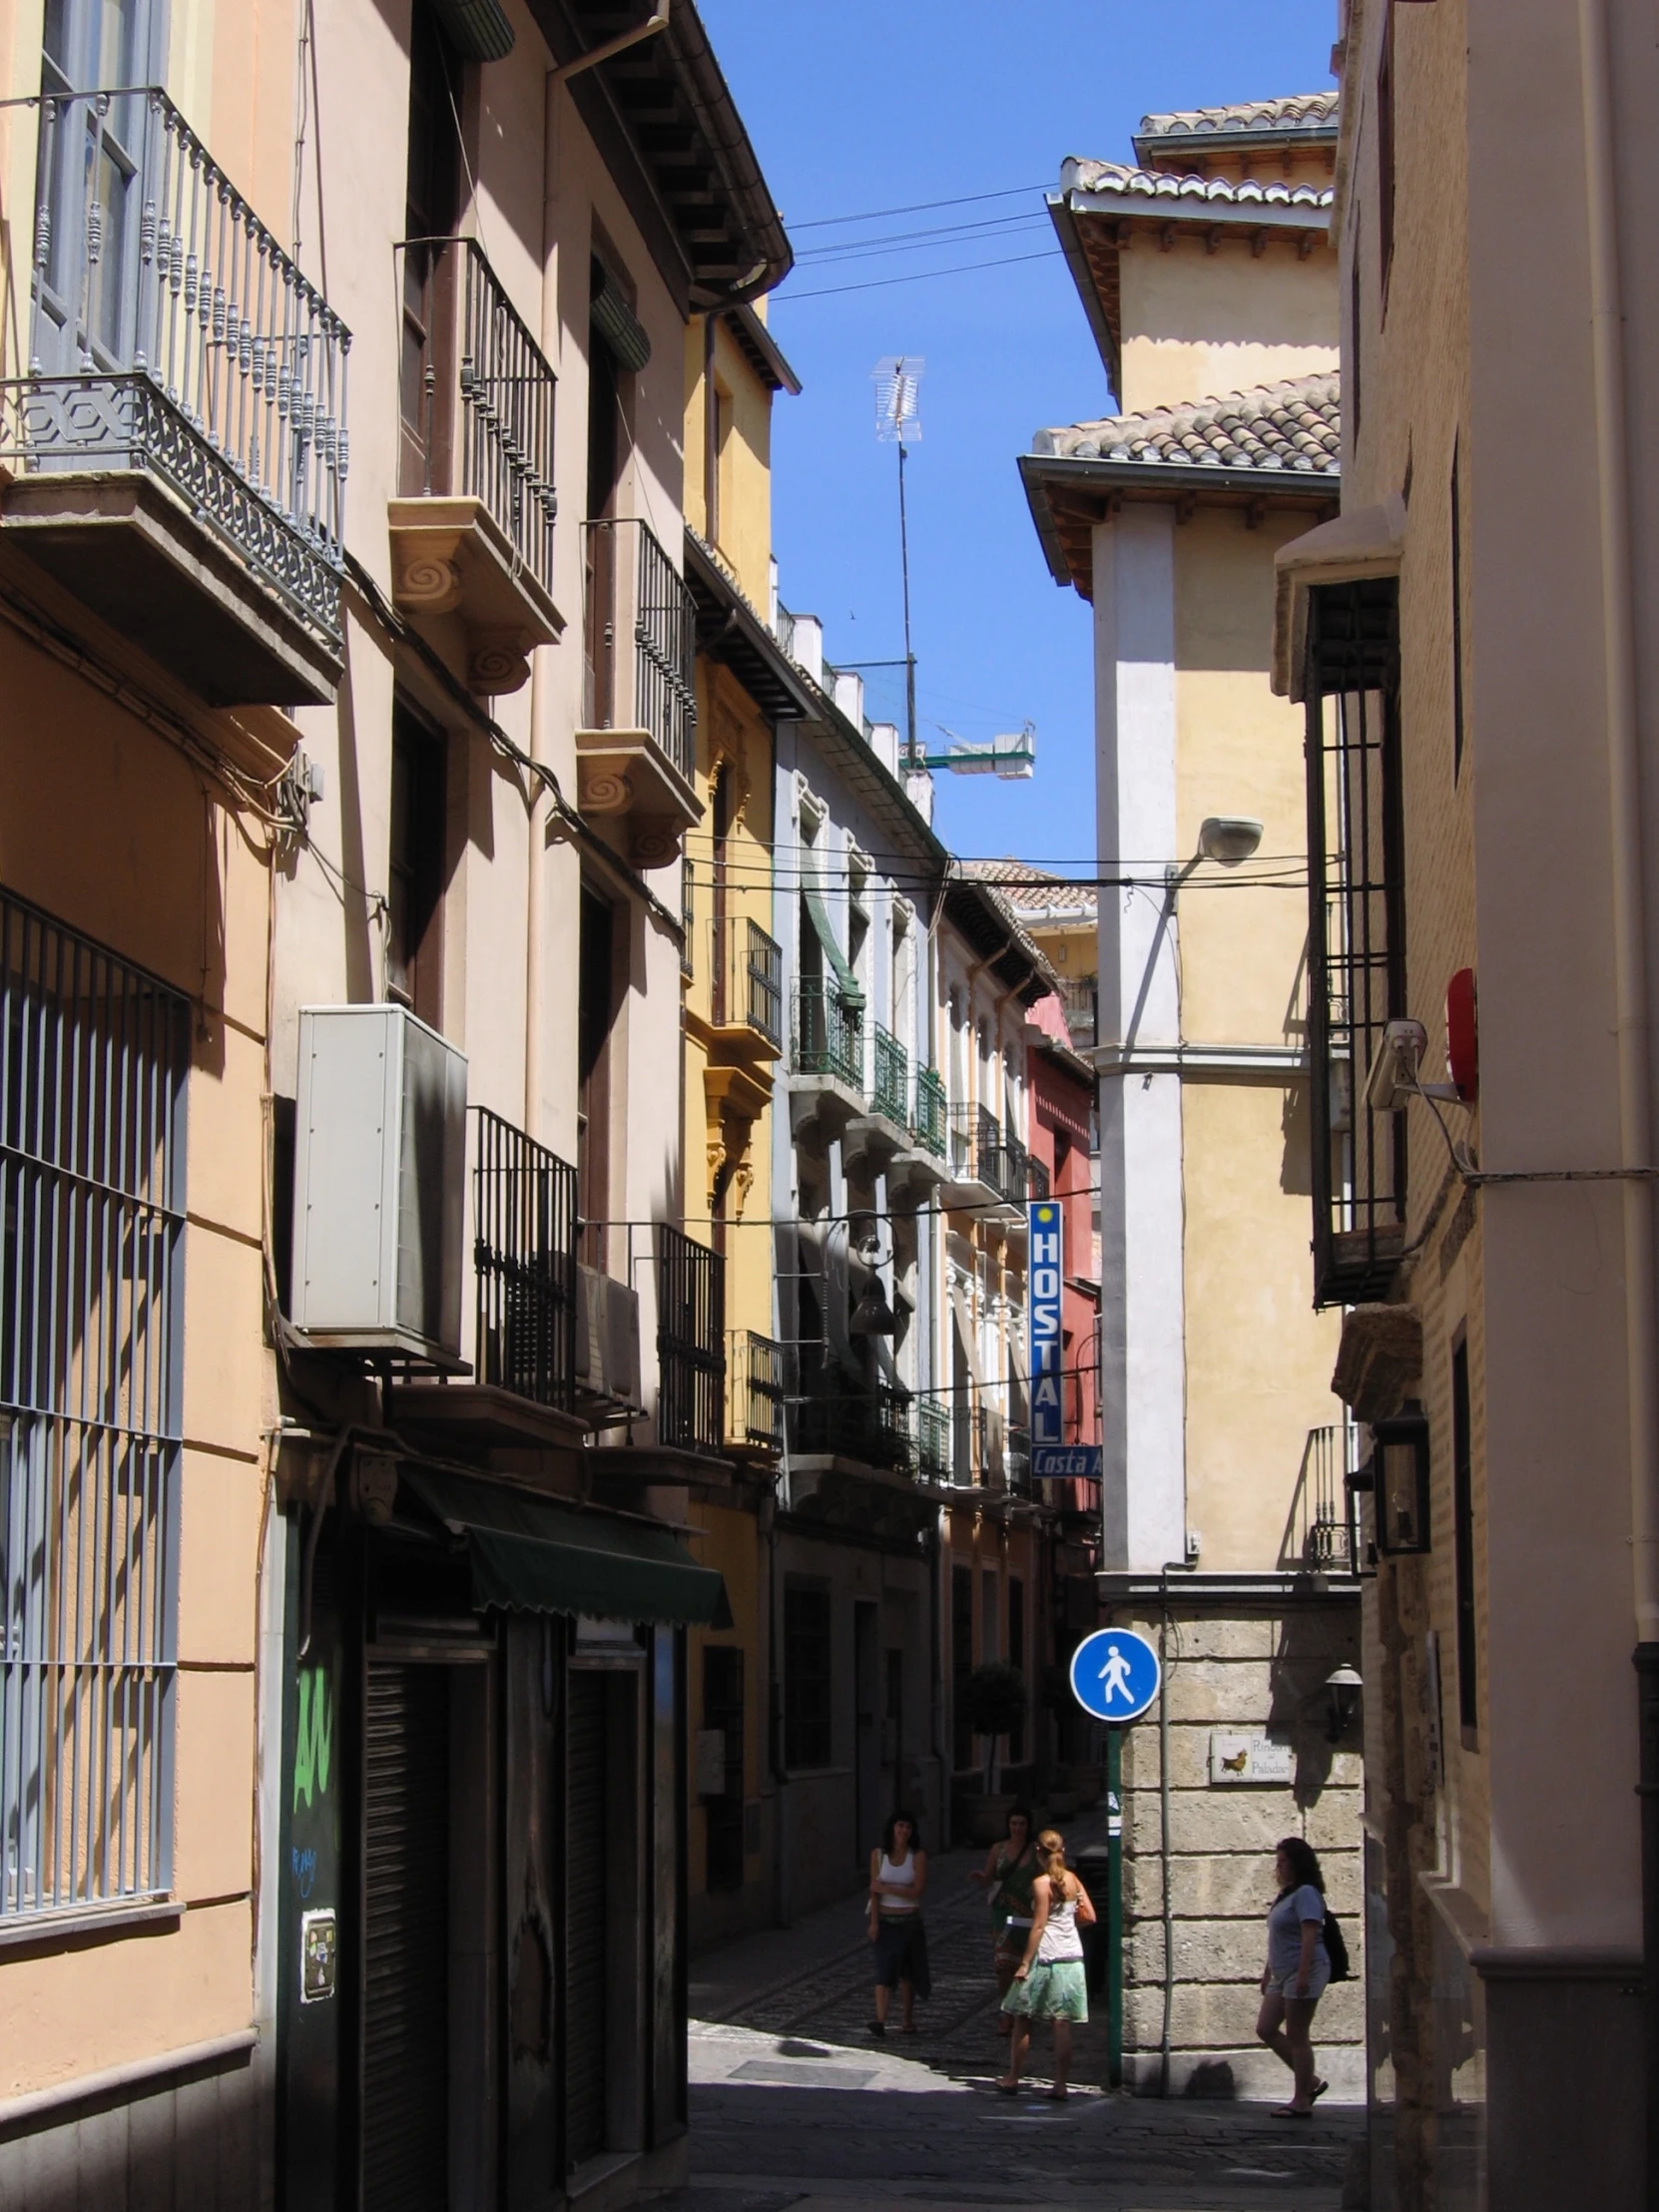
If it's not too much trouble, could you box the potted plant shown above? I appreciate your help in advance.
[958,1661,1028,1842]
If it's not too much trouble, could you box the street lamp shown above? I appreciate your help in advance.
[1166,817,1264,889]
[1326,1664,1364,1743]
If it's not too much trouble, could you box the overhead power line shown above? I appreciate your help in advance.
[788,181,1050,232]
[779,247,1063,303]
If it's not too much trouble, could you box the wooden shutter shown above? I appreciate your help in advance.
[363,1663,450,2212]
[565,1674,608,2167]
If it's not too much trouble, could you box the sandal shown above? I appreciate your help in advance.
[1273,2103,1312,2118]
[1312,2078,1329,2103]
[993,2077,1020,2095]
[1044,2087,1068,2102]
[866,2019,885,2038]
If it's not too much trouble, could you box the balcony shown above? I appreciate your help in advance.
[577,517,702,865]
[658,1226,726,1456]
[1282,1423,1362,1575]
[1055,976,1098,1052]
[940,1105,1026,1218]
[390,237,562,695]
[789,975,864,1141]
[914,1068,948,1158]
[790,1376,912,1474]
[390,1106,597,1451]
[728,1329,785,1454]
[710,916,783,1055]
[845,1024,912,1176]
[0,88,348,705]
[914,1393,951,1483]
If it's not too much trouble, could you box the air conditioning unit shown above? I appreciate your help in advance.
[575,1262,642,1412]
[290,1005,468,1363]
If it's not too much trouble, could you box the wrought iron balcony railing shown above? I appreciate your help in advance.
[790,1377,912,1473]
[658,1226,725,1453]
[728,1329,785,1451]
[396,235,555,596]
[717,916,783,1049]
[1026,1156,1051,1202]
[1284,1423,1362,1574]
[949,1104,1025,1205]
[582,516,697,783]
[3,87,349,638]
[871,1025,909,1127]
[473,1107,578,1412]
[1055,976,1098,1050]
[793,977,862,1091]
[914,1393,951,1482]
[914,1067,947,1158]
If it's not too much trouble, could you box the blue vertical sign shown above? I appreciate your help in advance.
[1028,1199,1064,1446]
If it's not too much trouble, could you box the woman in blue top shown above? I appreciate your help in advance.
[1256,1836,1330,2116]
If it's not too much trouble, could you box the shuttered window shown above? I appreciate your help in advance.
[363,1663,450,2212]
[565,1671,608,2168]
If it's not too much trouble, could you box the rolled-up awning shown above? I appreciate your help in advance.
[802,869,865,1010]
[402,1466,729,1628]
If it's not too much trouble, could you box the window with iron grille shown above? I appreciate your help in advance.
[1,890,189,1922]
[1304,578,1406,1308]
[783,1583,831,1770]
[657,1226,725,1453]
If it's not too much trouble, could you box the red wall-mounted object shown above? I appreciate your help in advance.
[1446,968,1478,1101]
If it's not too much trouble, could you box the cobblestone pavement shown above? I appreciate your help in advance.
[664,1835,1367,2211]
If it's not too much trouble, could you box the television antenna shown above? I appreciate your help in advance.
[873,355,922,769]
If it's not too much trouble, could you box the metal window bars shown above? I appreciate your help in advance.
[914,1393,950,1482]
[1284,1423,1363,1574]
[395,236,557,598]
[727,1330,784,1452]
[913,1067,947,1159]
[471,1107,578,1414]
[581,517,698,785]
[657,1227,725,1454]
[948,1103,1024,1206]
[871,1025,908,1127]
[792,978,862,1092]
[1,889,189,1923]
[1304,579,1406,1307]
[2,87,350,640]
[722,918,782,1051]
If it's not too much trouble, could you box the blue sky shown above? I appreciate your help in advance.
[698,1,1337,869]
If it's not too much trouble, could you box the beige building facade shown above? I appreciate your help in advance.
[0,0,789,2203]
[1273,1,1659,2203]
[1024,95,1364,2098]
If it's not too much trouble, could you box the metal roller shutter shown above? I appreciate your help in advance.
[363,1664,449,2212]
[565,1673,607,2168]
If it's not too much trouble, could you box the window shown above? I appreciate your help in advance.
[1,890,189,1921]
[702,1645,745,1892]
[36,0,159,374]
[577,887,616,1265]
[387,701,447,1026]
[1007,1580,1025,1762]
[1451,1340,1478,1738]
[1378,3,1396,305]
[399,0,464,496]
[951,1566,973,1770]
[1303,579,1406,1306]
[784,1585,832,1770]
[1450,438,1466,782]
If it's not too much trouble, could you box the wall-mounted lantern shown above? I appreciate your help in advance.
[1370,1400,1432,1555]
[1325,1664,1364,1743]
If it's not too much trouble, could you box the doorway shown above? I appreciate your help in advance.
[853,1601,880,1863]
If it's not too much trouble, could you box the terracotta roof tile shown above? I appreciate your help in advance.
[1060,157,1333,212]
[1031,371,1341,476]
[1137,93,1339,140]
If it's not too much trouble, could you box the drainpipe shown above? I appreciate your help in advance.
[1158,1569,1174,2097]
[1578,0,1659,2185]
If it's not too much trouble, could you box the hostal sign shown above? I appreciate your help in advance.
[1028,1200,1063,1446]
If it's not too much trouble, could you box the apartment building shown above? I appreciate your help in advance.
[1021,93,1365,2098]
[0,1,787,2204]
[1278,3,1657,2203]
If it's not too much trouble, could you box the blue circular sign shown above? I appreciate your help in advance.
[1069,1626,1161,1723]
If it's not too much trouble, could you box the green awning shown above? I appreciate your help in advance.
[402,1466,728,1628]
[803,869,865,1010]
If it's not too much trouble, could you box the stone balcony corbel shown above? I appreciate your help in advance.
[388,494,564,696]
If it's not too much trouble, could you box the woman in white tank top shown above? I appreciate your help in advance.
[996,1828,1096,2099]
[866,1809,930,2034]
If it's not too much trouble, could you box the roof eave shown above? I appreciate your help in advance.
[1066,189,1332,240]
[1023,449,1342,504]
[724,301,802,394]
[1017,451,1082,591]
[1047,192,1120,398]
[1131,125,1339,166]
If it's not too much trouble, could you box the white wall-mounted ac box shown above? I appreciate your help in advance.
[290,1004,468,1364]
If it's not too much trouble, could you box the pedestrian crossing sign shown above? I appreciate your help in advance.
[1068,1625,1160,1723]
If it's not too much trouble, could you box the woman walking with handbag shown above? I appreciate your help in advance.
[996,1828,1095,2099]
[968,1802,1037,2036]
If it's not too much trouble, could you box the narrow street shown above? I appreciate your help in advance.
[663,1831,1366,2211]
